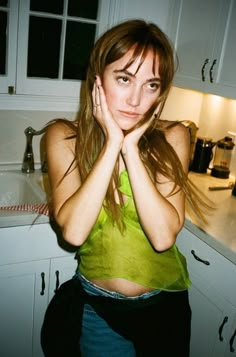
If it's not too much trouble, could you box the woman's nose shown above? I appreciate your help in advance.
[126,86,141,107]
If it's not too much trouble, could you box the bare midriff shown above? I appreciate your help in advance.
[91,277,154,297]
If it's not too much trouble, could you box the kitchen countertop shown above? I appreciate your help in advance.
[0,166,50,228]
[0,166,235,265]
[184,171,236,265]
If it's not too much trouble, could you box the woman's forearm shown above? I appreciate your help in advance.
[56,141,121,246]
[123,146,184,251]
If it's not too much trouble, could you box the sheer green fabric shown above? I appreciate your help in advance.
[78,171,191,291]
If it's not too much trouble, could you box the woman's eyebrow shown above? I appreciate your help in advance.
[113,69,134,76]
[113,69,161,82]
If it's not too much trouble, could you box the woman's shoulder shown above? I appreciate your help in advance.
[159,119,189,146]
[46,119,76,142]
[46,118,76,136]
[45,119,77,153]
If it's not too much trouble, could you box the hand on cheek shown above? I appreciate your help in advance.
[93,76,124,145]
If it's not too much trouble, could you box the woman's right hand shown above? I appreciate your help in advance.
[92,76,124,146]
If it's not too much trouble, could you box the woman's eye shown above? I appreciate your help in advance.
[147,82,160,91]
[117,76,129,84]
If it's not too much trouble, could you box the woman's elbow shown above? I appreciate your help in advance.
[150,224,183,252]
[152,234,176,252]
[53,213,85,246]
[61,224,86,246]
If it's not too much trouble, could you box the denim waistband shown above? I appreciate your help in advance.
[74,272,160,300]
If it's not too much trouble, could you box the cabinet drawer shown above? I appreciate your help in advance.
[177,227,236,306]
[0,224,76,265]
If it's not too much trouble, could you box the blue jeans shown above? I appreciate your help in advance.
[76,273,160,356]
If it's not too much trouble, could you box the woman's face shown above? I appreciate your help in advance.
[102,49,161,131]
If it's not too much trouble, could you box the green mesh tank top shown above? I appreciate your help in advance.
[78,170,191,291]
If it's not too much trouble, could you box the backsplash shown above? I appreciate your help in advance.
[0,110,75,167]
[162,87,236,176]
[0,86,236,175]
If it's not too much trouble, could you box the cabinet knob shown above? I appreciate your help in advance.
[209,59,217,83]
[40,272,46,296]
[219,316,228,341]
[191,250,210,265]
[201,59,209,81]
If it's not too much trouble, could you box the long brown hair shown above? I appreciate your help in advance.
[56,20,212,229]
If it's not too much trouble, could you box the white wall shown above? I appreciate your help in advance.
[162,86,203,125]
[0,110,75,166]
[121,0,172,32]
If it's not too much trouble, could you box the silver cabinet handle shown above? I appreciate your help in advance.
[191,250,210,265]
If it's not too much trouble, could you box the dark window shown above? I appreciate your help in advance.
[27,16,61,78]
[63,21,96,80]
[0,1,8,6]
[67,0,98,19]
[30,0,64,15]
[27,0,98,80]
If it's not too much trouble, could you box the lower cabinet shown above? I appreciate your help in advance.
[0,260,49,357]
[1,223,236,357]
[177,227,236,357]
[0,223,77,357]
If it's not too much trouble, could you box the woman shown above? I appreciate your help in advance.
[45,19,204,356]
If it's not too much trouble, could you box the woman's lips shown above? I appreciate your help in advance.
[119,110,140,118]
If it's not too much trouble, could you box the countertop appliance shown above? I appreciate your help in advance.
[211,136,235,179]
[191,137,215,173]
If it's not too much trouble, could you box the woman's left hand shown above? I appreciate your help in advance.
[122,117,154,156]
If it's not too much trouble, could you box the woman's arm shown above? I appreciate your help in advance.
[122,122,190,251]
[46,121,122,246]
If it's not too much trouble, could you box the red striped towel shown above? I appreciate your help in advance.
[0,203,50,216]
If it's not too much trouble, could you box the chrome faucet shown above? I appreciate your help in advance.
[22,126,48,173]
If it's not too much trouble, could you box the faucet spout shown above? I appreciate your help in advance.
[21,126,48,173]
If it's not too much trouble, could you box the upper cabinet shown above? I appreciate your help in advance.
[169,0,236,100]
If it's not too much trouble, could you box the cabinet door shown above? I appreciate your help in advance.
[177,227,236,356]
[169,0,230,92]
[188,271,233,357]
[48,255,77,301]
[206,0,236,99]
[0,260,49,357]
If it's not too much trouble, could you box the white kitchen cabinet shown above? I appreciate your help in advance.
[169,0,236,100]
[211,0,236,100]
[0,223,77,357]
[0,260,49,357]
[177,227,236,356]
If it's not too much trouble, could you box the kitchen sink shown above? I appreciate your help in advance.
[0,171,46,207]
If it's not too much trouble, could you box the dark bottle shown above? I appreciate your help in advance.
[232,182,236,197]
